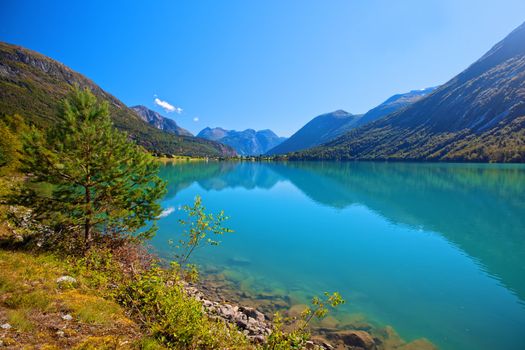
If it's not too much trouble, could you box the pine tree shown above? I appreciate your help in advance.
[0,114,27,173]
[17,87,166,251]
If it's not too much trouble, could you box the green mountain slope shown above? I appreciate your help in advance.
[354,87,436,128]
[0,42,235,157]
[267,89,435,156]
[266,110,361,155]
[290,23,525,162]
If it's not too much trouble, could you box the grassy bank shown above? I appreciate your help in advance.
[0,249,152,349]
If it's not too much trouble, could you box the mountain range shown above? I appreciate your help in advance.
[267,86,437,155]
[0,42,235,157]
[131,105,192,137]
[266,110,361,155]
[2,21,524,162]
[197,127,286,156]
[289,22,525,162]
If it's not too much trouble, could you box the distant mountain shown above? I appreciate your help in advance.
[131,105,192,137]
[197,127,286,155]
[0,42,235,157]
[198,127,231,141]
[266,110,361,155]
[355,87,436,127]
[267,88,437,156]
[291,22,525,162]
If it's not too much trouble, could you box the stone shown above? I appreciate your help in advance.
[321,342,334,350]
[56,276,77,284]
[62,314,73,321]
[239,306,266,322]
[1,323,11,330]
[246,317,260,332]
[220,304,237,320]
[252,335,266,343]
[56,330,65,337]
[236,318,249,330]
[319,315,339,329]
[182,277,274,344]
[338,330,376,350]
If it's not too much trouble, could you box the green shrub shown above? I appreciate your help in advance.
[265,292,345,350]
[117,265,251,349]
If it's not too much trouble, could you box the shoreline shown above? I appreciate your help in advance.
[185,269,438,350]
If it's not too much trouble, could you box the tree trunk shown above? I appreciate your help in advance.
[84,185,92,250]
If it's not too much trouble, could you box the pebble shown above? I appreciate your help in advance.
[0,323,11,330]
[62,314,73,321]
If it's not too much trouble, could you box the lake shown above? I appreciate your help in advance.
[151,161,525,350]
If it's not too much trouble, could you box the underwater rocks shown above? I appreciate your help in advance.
[315,326,437,350]
[328,330,376,349]
[185,272,437,350]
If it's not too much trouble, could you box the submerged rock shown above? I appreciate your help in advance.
[327,329,376,350]
[288,303,308,317]
[228,256,252,266]
[396,338,438,350]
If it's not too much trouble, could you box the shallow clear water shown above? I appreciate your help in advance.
[151,161,525,350]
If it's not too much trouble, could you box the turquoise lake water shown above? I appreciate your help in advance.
[151,161,525,350]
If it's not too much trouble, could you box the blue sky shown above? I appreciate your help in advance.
[1,1,525,136]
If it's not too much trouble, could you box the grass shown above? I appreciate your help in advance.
[60,290,129,326]
[0,249,143,348]
[0,247,257,349]
[7,309,34,331]
[4,290,53,311]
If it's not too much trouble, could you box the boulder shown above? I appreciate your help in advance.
[239,306,266,322]
[336,330,376,350]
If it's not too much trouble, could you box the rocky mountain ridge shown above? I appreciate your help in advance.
[198,127,286,155]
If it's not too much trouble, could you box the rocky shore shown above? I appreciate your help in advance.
[183,274,438,350]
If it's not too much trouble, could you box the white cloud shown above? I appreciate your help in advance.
[154,97,183,114]
[193,117,199,122]
[157,206,175,218]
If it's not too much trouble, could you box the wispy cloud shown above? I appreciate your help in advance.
[193,117,199,122]
[154,97,183,114]
[157,206,175,218]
